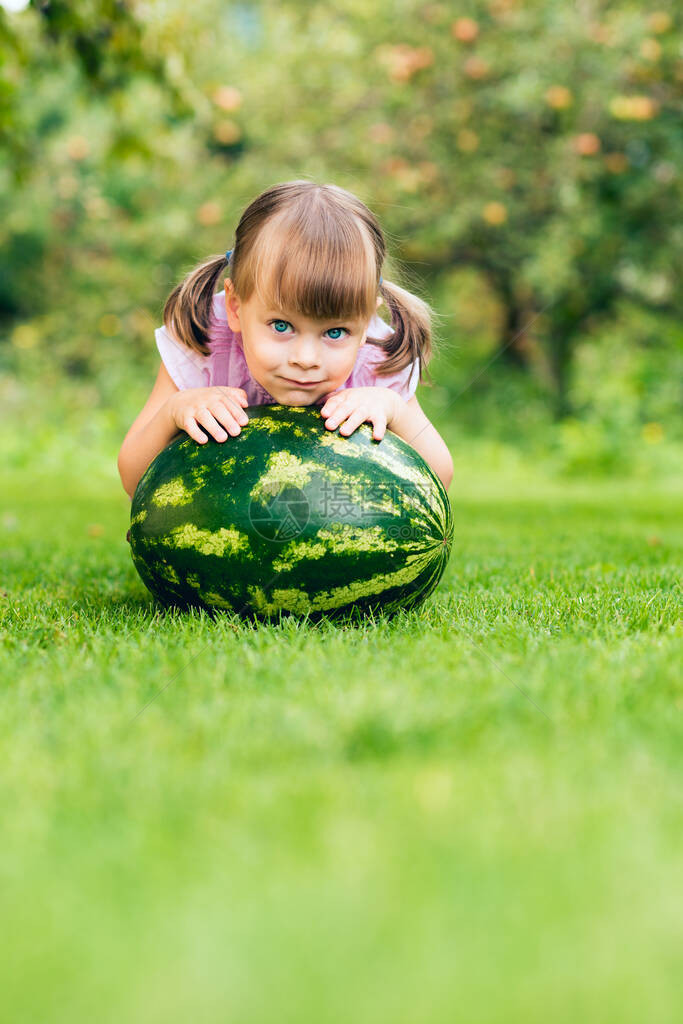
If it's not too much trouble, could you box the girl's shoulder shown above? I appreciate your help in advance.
[154,291,248,391]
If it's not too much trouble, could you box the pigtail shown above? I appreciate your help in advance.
[162,252,230,356]
[376,277,436,388]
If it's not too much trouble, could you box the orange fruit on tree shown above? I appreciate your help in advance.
[573,133,601,155]
[482,202,507,225]
[451,18,479,43]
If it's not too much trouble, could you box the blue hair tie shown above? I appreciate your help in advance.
[379,275,383,286]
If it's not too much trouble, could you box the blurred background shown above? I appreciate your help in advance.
[1,0,681,488]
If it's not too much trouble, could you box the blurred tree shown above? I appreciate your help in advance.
[0,0,194,184]
[1,0,681,423]
[0,0,207,320]
[249,0,681,415]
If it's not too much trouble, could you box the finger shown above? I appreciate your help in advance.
[323,402,352,429]
[221,387,248,407]
[195,407,234,440]
[338,406,368,436]
[370,413,387,441]
[320,391,345,414]
[321,399,344,415]
[213,399,248,427]
[228,397,249,423]
[182,415,208,444]
[322,395,352,418]
[208,404,241,436]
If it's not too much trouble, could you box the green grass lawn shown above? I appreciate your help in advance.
[1,453,681,1023]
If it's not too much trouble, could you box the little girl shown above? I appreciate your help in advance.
[118,180,453,499]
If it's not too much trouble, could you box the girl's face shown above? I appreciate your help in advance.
[224,279,380,404]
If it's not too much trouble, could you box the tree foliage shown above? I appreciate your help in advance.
[1,0,681,420]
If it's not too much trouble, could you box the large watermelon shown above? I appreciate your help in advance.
[129,404,453,622]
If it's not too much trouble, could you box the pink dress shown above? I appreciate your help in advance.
[154,290,420,404]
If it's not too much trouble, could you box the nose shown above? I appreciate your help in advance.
[288,334,321,370]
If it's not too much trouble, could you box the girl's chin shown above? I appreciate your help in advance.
[278,394,324,406]
[271,383,337,405]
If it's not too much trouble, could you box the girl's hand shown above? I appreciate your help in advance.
[319,387,400,441]
[167,386,249,443]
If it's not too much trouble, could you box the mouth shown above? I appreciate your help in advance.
[281,377,323,387]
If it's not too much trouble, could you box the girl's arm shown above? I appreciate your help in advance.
[117,362,181,499]
[389,395,453,492]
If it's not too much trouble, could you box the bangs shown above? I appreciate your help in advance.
[246,212,379,323]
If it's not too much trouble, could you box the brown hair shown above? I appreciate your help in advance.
[162,179,436,385]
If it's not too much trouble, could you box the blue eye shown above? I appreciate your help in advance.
[268,320,349,340]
